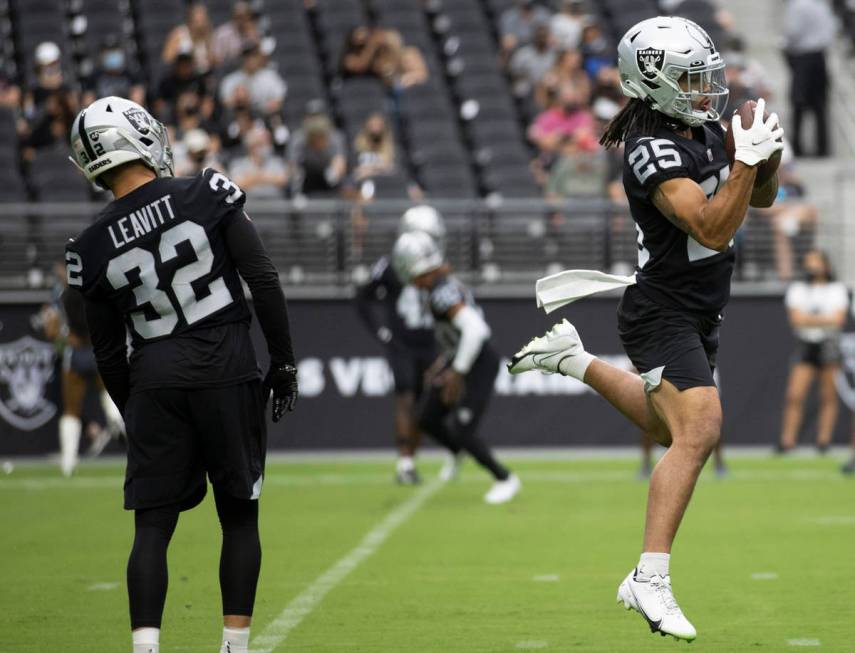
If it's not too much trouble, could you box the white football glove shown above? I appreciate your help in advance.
[731,98,785,167]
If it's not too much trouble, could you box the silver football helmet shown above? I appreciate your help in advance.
[399,205,446,243]
[617,16,728,127]
[392,231,443,282]
[69,96,173,188]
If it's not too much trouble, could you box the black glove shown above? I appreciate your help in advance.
[263,364,298,422]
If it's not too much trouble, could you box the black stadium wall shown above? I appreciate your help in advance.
[1,295,852,454]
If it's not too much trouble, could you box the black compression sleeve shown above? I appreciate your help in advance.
[224,211,295,366]
[83,295,130,414]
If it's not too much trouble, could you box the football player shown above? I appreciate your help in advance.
[64,97,298,653]
[509,17,783,641]
[393,231,520,504]
[355,206,446,485]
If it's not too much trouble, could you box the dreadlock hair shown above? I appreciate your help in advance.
[599,98,684,149]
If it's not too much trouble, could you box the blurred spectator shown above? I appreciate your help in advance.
[527,81,594,155]
[288,114,346,197]
[534,48,590,110]
[0,68,21,108]
[219,42,286,116]
[499,0,552,56]
[211,1,260,67]
[550,0,587,51]
[162,1,214,74]
[509,23,558,98]
[754,145,818,281]
[352,112,396,181]
[218,84,264,151]
[154,51,210,123]
[783,0,836,157]
[21,90,78,153]
[580,20,616,84]
[777,249,847,453]
[544,129,608,198]
[173,128,222,176]
[173,90,217,136]
[82,35,145,107]
[340,27,428,88]
[229,125,288,198]
[26,42,75,112]
[287,98,345,170]
[721,36,773,115]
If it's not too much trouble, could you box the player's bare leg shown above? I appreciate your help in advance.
[644,382,720,552]
[816,365,839,453]
[394,393,421,484]
[778,363,815,451]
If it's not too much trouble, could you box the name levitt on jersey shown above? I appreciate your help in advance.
[107,194,176,249]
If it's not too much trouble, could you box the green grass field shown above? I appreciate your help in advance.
[2,453,854,652]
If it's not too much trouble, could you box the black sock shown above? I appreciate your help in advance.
[127,505,179,629]
[214,486,261,616]
[456,430,509,481]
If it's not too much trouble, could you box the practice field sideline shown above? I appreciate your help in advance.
[2,454,853,652]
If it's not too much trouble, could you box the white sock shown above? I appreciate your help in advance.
[221,626,250,653]
[59,415,81,476]
[637,552,670,580]
[396,456,414,473]
[557,351,595,381]
[132,627,159,653]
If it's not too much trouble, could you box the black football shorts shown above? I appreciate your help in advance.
[122,380,267,511]
[796,338,841,368]
[388,342,436,396]
[617,286,720,391]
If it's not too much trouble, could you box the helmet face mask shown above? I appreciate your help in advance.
[618,17,729,127]
[69,96,174,189]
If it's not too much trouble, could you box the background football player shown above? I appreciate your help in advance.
[509,17,783,641]
[355,206,444,485]
[64,96,298,653]
[394,231,520,504]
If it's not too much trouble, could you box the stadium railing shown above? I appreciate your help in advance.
[0,197,815,295]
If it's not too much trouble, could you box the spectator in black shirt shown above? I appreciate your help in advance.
[153,50,209,124]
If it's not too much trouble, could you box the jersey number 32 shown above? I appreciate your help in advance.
[106,221,233,339]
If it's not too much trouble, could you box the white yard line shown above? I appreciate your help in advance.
[787,639,821,647]
[532,574,560,582]
[750,572,779,580]
[250,478,443,653]
[515,641,548,649]
[87,582,119,591]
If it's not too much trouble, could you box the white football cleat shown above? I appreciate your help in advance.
[507,319,586,375]
[438,453,462,482]
[617,569,697,641]
[484,473,521,504]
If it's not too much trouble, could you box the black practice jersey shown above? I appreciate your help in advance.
[355,256,434,348]
[427,274,492,358]
[623,121,734,315]
[65,169,259,393]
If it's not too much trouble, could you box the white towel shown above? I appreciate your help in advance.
[535,269,637,314]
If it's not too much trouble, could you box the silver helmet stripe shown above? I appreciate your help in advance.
[77,110,97,162]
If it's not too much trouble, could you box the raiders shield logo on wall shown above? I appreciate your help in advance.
[636,48,664,80]
[0,336,56,431]
[123,107,151,135]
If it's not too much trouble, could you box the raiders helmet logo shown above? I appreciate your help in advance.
[123,107,151,135]
[636,48,664,80]
[0,336,56,431]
